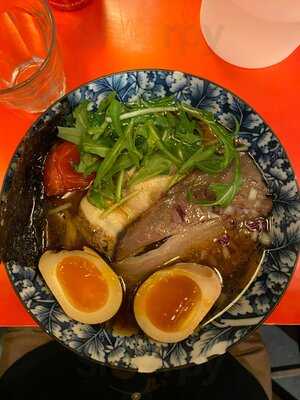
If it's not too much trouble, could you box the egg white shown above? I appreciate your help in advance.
[39,247,122,324]
[134,263,222,343]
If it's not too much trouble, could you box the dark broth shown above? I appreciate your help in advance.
[111,227,264,336]
[45,191,267,337]
[46,191,88,251]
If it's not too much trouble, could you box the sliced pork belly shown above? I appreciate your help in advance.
[115,153,272,261]
[113,220,225,288]
[113,219,260,289]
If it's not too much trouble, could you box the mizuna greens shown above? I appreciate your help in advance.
[57,93,241,210]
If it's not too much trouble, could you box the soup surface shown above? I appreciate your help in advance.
[41,94,272,339]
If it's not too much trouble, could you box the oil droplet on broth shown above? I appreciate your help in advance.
[56,256,108,312]
[146,275,201,332]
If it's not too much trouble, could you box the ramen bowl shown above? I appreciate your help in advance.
[0,70,299,372]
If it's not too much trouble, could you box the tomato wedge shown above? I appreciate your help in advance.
[44,142,94,196]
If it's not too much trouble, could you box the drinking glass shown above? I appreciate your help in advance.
[0,0,66,113]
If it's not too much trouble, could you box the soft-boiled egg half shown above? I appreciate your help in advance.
[39,247,122,324]
[134,263,222,343]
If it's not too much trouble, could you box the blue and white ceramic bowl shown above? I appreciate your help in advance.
[1,70,299,372]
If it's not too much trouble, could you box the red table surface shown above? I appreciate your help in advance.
[0,0,299,327]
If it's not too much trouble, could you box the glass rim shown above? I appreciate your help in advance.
[0,0,56,95]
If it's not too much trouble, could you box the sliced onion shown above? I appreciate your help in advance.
[64,219,78,248]
[217,233,230,246]
[222,246,231,259]
[245,217,268,232]
[223,206,234,215]
[248,187,257,201]
[207,211,219,219]
[259,232,272,246]
[61,192,73,200]
[251,231,259,241]
[48,203,72,215]
[236,145,249,152]
[200,250,208,260]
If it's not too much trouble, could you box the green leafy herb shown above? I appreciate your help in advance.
[88,190,108,209]
[188,156,242,207]
[232,115,241,136]
[105,154,134,178]
[125,125,142,166]
[147,123,181,166]
[94,119,133,187]
[73,100,90,132]
[100,190,139,218]
[119,106,178,122]
[81,143,110,158]
[97,92,116,113]
[81,136,114,158]
[57,126,81,144]
[169,145,217,188]
[115,170,125,202]
[75,153,99,176]
[88,121,109,138]
[56,92,242,210]
[129,153,173,187]
[107,98,123,137]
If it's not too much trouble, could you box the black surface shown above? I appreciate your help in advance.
[0,341,268,399]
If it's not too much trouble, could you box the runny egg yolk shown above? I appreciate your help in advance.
[56,256,108,313]
[145,275,201,332]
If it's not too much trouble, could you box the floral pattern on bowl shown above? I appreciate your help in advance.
[3,70,300,372]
